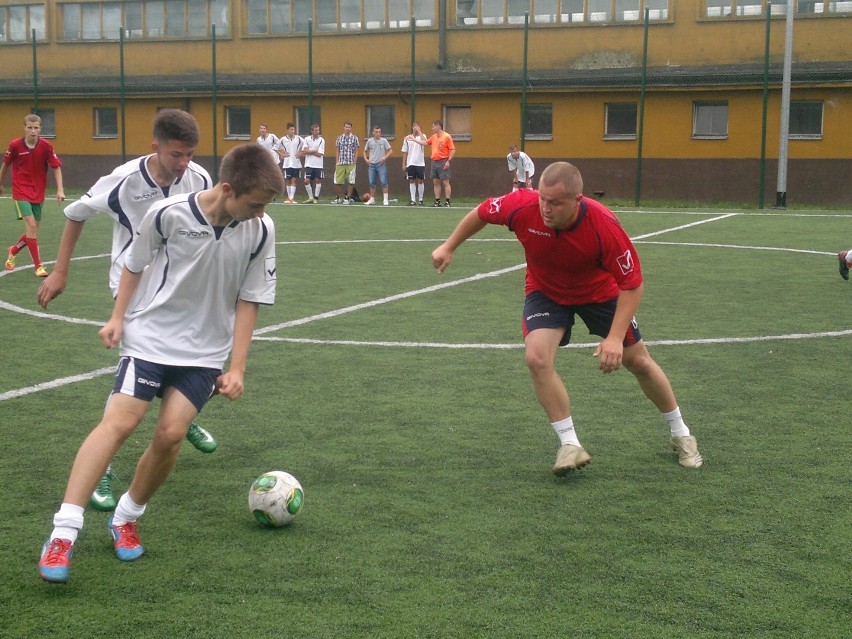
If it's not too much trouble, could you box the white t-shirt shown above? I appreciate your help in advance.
[302,135,325,169]
[256,133,280,163]
[276,135,305,169]
[121,193,276,368]
[507,151,536,181]
[401,135,427,167]
[64,155,212,297]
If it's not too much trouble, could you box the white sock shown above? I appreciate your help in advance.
[314,184,322,198]
[663,406,690,437]
[287,186,296,200]
[304,184,313,198]
[51,503,85,543]
[552,416,581,447]
[383,193,389,205]
[409,183,416,201]
[113,492,147,526]
[417,183,424,200]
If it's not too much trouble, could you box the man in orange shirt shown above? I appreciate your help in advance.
[406,120,455,207]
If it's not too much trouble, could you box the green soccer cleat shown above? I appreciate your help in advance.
[89,469,117,511]
[186,422,218,453]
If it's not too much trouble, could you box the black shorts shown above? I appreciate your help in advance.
[406,166,425,181]
[112,356,221,412]
[522,290,642,347]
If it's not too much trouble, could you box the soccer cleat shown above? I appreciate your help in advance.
[39,538,73,583]
[408,201,417,206]
[35,265,49,277]
[444,200,451,207]
[89,469,117,511]
[419,200,424,206]
[5,249,16,271]
[302,197,316,204]
[186,422,218,453]
[552,444,591,477]
[839,251,849,281]
[108,516,144,561]
[365,198,375,205]
[431,201,442,207]
[671,435,703,469]
[332,198,341,204]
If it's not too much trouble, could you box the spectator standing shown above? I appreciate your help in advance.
[334,121,360,204]
[507,144,535,191]
[363,125,392,206]
[401,121,427,206]
[300,124,325,203]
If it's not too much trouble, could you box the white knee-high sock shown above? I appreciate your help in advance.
[552,416,581,447]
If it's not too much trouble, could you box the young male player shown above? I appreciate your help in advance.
[36,109,218,511]
[300,124,325,203]
[38,143,284,584]
[401,121,427,206]
[406,119,455,207]
[431,161,703,476]
[276,123,304,203]
[506,144,535,191]
[2,113,65,277]
[256,123,280,164]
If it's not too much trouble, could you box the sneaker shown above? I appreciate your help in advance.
[89,469,117,511]
[839,251,849,281]
[108,516,144,561]
[444,200,451,207]
[552,444,591,476]
[5,248,15,271]
[302,197,316,204]
[365,198,375,205]
[341,199,350,205]
[408,201,417,206]
[286,198,296,204]
[35,265,48,277]
[332,198,341,204]
[431,201,442,208]
[39,538,74,583]
[186,422,218,453]
[671,435,703,469]
[419,200,424,206]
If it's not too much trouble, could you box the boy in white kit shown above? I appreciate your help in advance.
[276,123,305,203]
[300,123,325,203]
[38,143,285,584]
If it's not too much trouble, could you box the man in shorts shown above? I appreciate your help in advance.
[401,121,427,206]
[334,121,360,204]
[276,123,304,204]
[37,143,285,584]
[300,123,325,203]
[507,144,535,191]
[406,119,455,207]
[1,113,65,277]
[431,161,704,476]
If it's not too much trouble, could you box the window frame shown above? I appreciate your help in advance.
[366,105,396,141]
[225,106,252,139]
[603,102,638,140]
[443,105,472,142]
[524,104,553,141]
[94,107,119,139]
[692,102,729,140]
[789,100,824,140]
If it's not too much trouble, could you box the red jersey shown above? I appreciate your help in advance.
[477,190,642,305]
[3,137,62,203]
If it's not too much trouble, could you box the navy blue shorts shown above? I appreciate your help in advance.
[112,356,221,412]
[304,167,324,181]
[522,291,642,347]
[406,166,425,181]
[284,167,301,180]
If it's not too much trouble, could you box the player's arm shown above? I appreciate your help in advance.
[0,162,8,193]
[381,145,392,164]
[594,284,644,374]
[36,218,86,308]
[98,266,143,349]
[52,166,66,201]
[431,209,488,273]
[217,299,260,401]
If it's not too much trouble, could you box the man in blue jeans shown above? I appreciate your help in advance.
[363,125,392,206]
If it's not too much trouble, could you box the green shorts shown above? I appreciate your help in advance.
[334,164,356,185]
[14,200,43,222]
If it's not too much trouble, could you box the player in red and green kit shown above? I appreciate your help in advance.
[1,113,65,277]
[432,161,703,476]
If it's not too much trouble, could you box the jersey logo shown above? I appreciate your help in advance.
[488,196,505,216]
[616,250,634,275]
[178,229,210,238]
[133,190,161,202]
[265,256,277,282]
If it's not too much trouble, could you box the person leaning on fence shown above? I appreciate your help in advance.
[334,121,360,204]
[2,113,65,277]
[507,144,535,192]
[431,161,704,476]
[37,143,285,585]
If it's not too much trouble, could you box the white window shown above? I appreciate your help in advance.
[693,102,728,139]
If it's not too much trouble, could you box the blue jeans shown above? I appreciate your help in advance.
[369,162,388,187]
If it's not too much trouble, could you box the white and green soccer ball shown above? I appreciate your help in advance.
[248,471,304,528]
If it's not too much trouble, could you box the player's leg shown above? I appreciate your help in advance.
[333,165,345,202]
[622,341,703,468]
[431,177,442,206]
[379,164,389,205]
[443,177,452,205]
[303,174,315,202]
[838,249,850,280]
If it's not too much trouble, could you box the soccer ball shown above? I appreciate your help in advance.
[248,471,304,528]
[361,193,372,202]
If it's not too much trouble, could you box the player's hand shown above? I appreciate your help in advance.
[216,371,245,400]
[36,272,68,309]
[56,191,66,203]
[593,337,623,373]
[431,243,453,273]
[98,319,123,349]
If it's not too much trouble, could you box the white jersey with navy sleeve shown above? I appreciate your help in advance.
[302,135,325,169]
[63,155,212,297]
[120,193,276,369]
[276,135,305,169]
[401,135,427,168]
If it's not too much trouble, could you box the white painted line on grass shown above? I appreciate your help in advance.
[0,366,115,401]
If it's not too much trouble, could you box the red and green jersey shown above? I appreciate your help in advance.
[3,137,62,204]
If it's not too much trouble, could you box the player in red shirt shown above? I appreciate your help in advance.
[1,113,65,277]
[432,161,703,475]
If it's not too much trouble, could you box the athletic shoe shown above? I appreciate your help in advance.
[383,201,389,206]
[186,422,218,453]
[552,444,591,476]
[408,201,417,206]
[839,251,849,281]
[671,435,703,469]
[341,199,350,205]
[5,249,15,271]
[431,201,442,207]
[419,200,424,206]
[365,198,375,205]
[35,265,48,277]
[302,197,316,204]
[39,538,74,583]
[444,200,451,207]
[332,198,341,204]
[89,469,117,511]
[108,516,144,561]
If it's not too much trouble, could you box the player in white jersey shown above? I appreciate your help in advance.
[300,123,325,203]
[507,144,535,191]
[38,143,285,584]
[401,121,428,206]
[256,123,280,165]
[36,109,216,512]
[275,123,305,203]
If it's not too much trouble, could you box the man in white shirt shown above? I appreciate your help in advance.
[401,121,427,206]
[300,123,325,203]
[507,144,535,191]
[275,123,305,203]
[256,124,280,165]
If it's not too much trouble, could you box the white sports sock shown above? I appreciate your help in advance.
[409,183,417,201]
[417,183,424,200]
[304,184,313,198]
[663,406,690,437]
[287,186,296,200]
[552,416,581,447]
[113,492,147,526]
[383,193,389,205]
[51,503,85,543]
[314,184,322,198]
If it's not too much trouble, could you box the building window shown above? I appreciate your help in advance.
[295,106,322,136]
[94,108,118,138]
[226,106,252,138]
[789,101,823,139]
[702,1,848,18]
[61,0,229,41]
[251,0,433,34]
[693,102,728,139]
[459,0,669,25]
[35,109,56,137]
[444,106,472,141]
[604,103,637,139]
[366,105,395,140]
[1,4,46,42]
[524,104,553,141]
